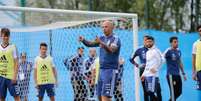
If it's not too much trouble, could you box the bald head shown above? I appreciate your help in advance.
[102,20,114,36]
[102,20,114,27]
[20,52,27,63]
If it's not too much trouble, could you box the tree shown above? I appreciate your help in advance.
[15,0,199,32]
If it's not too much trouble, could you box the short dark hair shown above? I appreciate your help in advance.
[146,36,154,41]
[169,36,178,43]
[77,46,84,50]
[1,28,10,37]
[197,25,201,31]
[143,35,150,38]
[40,42,48,48]
[20,52,26,57]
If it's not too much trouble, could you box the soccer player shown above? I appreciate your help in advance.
[84,48,97,100]
[34,43,57,101]
[91,57,100,86]
[164,36,187,101]
[192,25,201,90]
[141,36,163,101]
[129,35,149,101]
[113,57,124,101]
[0,28,20,101]
[79,20,121,101]
[63,47,88,101]
[0,28,2,42]
[91,57,124,101]
[18,52,33,101]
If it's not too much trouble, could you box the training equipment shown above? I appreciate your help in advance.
[0,6,139,101]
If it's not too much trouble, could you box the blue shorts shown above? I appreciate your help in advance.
[197,71,201,90]
[0,76,20,99]
[96,69,117,97]
[37,84,55,98]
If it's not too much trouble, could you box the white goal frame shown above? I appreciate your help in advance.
[0,6,140,101]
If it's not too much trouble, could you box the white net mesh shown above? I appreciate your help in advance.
[0,6,138,101]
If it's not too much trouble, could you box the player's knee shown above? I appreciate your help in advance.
[14,95,20,100]
[39,97,43,101]
[101,96,112,101]
[50,96,55,101]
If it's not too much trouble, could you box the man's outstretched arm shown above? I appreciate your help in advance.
[79,36,99,47]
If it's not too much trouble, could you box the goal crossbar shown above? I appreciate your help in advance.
[0,5,140,101]
[0,6,137,18]
[1,17,123,32]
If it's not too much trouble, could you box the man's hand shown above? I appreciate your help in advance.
[134,63,139,68]
[95,36,101,44]
[11,79,17,84]
[139,64,145,68]
[183,75,187,81]
[192,71,197,81]
[90,80,95,86]
[79,36,84,42]
[96,36,105,48]
[84,76,90,82]
[150,68,157,73]
[141,76,145,82]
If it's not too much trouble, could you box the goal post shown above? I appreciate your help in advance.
[133,17,140,101]
[0,6,140,101]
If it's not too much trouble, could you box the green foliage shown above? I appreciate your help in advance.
[16,0,200,32]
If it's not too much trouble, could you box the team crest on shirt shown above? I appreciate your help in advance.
[107,40,111,46]
[171,53,176,60]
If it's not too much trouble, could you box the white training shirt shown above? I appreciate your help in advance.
[34,55,55,69]
[142,45,163,77]
[0,44,18,59]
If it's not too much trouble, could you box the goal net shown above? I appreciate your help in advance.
[0,6,139,101]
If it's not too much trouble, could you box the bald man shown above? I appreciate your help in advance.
[79,20,121,101]
[84,48,97,100]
